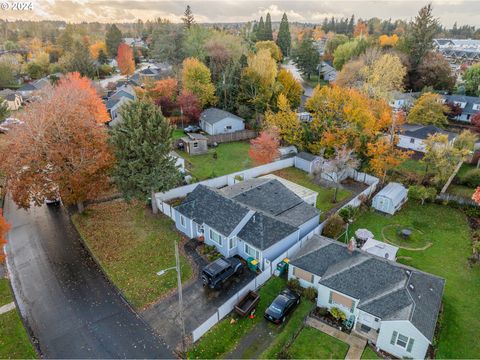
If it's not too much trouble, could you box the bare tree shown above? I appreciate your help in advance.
[312,147,360,203]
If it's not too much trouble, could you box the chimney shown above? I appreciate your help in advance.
[347,237,356,253]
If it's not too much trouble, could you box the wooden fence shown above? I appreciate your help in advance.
[206,130,257,144]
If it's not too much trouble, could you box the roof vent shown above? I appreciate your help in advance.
[406,270,411,276]
[409,284,415,291]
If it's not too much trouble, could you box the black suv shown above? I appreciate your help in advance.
[202,257,244,289]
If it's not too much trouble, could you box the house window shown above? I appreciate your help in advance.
[193,142,198,148]
[244,243,260,259]
[328,291,355,312]
[396,334,409,348]
[209,229,222,246]
[293,267,314,283]
[180,215,186,227]
[390,331,415,353]
[229,237,237,250]
[410,138,415,144]
[225,125,232,130]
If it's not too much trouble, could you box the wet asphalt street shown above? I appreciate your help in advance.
[3,196,173,359]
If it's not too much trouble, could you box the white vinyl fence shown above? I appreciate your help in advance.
[191,224,322,343]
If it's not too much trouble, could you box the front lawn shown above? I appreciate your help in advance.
[72,201,193,309]
[188,277,286,359]
[0,279,37,359]
[361,346,381,359]
[286,327,350,360]
[272,168,352,214]
[350,203,480,359]
[179,141,252,181]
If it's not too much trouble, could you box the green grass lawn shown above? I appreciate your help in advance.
[382,225,431,249]
[361,346,381,359]
[173,129,185,140]
[188,277,287,359]
[179,141,253,181]
[0,279,37,359]
[448,184,476,198]
[259,299,315,359]
[272,168,352,214]
[286,327,350,360]
[303,74,329,89]
[350,203,480,358]
[72,201,192,309]
[397,158,427,176]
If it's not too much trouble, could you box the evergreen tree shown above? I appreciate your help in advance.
[105,24,123,57]
[265,13,273,41]
[97,49,108,64]
[182,5,195,29]
[348,15,355,35]
[63,42,96,78]
[110,100,182,214]
[257,16,265,41]
[277,13,291,57]
[291,35,319,80]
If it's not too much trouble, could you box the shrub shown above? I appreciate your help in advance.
[460,169,480,188]
[287,278,301,293]
[303,286,318,301]
[338,205,358,222]
[329,307,346,322]
[315,307,329,317]
[408,185,437,205]
[322,214,345,239]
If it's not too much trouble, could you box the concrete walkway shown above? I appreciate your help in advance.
[306,317,366,360]
[0,302,15,315]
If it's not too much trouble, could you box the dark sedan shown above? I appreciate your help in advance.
[264,288,300,324]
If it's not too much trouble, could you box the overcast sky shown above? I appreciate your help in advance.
[2,0,480,28]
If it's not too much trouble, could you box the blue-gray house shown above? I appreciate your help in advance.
[174,178,320,269]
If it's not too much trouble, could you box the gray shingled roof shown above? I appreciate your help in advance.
[443,94,480,115]
[175,185,250,236]
[291,235,445,341]
[237,212,298,250]
[200,108,245,125]
[296,152,317,161]
[403,124,457,141]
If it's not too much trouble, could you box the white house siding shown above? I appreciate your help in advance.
[262,230,300,264]
[294,157,313,173]
[298,215,320,238]
[210,117,245,135]
[377,320,430,359]
[398,135,426,152]
[203,224,229,258]
[237,238,263,265]
[356,309,380,331]
[174,212,194,238]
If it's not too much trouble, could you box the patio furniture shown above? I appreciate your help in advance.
[343,315,355,330]
[400,229,412,240]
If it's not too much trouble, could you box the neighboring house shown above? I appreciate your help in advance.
[289,235,445,360]
[442,94,480,122]
[0,89,22,110]
[389,91,416,112]
[361,238,398,261]
[123,37,146,48]
[397,124,457,153]
[130,66,163,86]
[18,77,52,99]
[433,38,480,64]
[294,152,319,173]
[174,178,320,268]
[181,133,209,155]
[318,61,337,83]
[106,86,136,126]
[199,108,245,135]
[372,182,408,215]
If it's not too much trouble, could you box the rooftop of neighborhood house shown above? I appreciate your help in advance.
[200,108,245,125]
[175,179,320,249]
[402,124,457,141]
[290,235,445,342]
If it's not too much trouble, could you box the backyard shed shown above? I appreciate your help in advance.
[181,133,208,155]
[294,152,318,173]
[372,182,408,215]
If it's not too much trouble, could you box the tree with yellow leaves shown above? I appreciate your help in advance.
[90,41,107,59]
[264,94,302,146]
[276,68,303,109]
[367,137,410,183]
[362,53,406,101]
[255,41,283,62]
[407,92,448,127]
[181,57,217,107]
[379,34,399,47]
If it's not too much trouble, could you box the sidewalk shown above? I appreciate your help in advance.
[306,316,366,360]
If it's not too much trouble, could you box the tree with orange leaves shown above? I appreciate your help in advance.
[0,73,114,213]
[473,187,480,205]
[149,77,178,102]
[117,43,135,76]
[0,209,9,263]
[354,21,368,37]
[379,34,399,47]
[367,137,411,183]
[249,129,280,165]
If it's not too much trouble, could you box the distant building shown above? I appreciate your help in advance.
[0,89,22,110]
[318,61,337,83]
[442,94,480,122]
[434,38,480,64]
[397,124,457,153]
[123,37,147,48]
[105,85,136,126]
[199,108,245,135]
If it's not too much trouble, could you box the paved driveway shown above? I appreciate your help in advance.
[142,241,256,348]
[4,196,172,359]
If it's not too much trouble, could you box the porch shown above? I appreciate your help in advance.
[352,321,379,343]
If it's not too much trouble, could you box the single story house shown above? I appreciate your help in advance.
[200,108,245,135]
[372,182,408,215]
[180,133,208,155]
[260,174,318,206]
[106,85,136,126]
[318,61,337,83]
[174,178,320,269]
[442,94,480,122]
[18,76,53,99]
[397,124,457,153]
[123,37,146,48]
[289,235,445,360]
[294,152,319,173]
[0,89,22,110]
[361,238,398,260]
[389,91,416,112]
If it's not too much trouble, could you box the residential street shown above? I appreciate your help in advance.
[282,60,315,98]
[3,196,172,359]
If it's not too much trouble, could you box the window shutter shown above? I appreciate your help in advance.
[390,331,398,345]
[328,292,333,304]
[407,338,414,352]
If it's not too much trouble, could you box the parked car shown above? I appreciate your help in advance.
[201,257,244,290]
[264,288,300,324]
[184,125,201,133]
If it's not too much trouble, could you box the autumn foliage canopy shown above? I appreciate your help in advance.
[249,129,280,165]
[117,43,135,76]
[0,209,9,263]
[473,187,480,205]
[0,72,114,211]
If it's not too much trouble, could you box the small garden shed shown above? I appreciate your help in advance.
[372,182,408,215]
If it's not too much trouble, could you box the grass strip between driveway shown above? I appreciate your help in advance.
[286,326,350,359]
